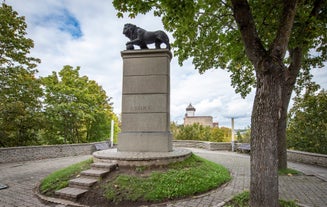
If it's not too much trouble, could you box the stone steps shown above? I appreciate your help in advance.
[55,161,117,201]
[55,187,88,200]
[80,169,109,177]
[69,177,98,189]
[91,162,117,171]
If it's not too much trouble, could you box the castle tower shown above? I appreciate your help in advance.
[185,103,196,117]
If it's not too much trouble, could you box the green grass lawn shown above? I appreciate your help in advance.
[39,158,93,196]
[223,191,300,207]
[103,154,231,203]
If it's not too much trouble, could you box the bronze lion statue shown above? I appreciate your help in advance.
[123,23,170,50]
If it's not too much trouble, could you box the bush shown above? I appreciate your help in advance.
[287,89,327,154]
[172,123,232,142]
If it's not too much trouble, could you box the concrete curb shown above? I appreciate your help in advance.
[34,182,88,207]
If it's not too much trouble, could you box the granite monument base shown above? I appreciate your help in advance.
[118,132,172,152]
[117,49,173,152]
[93,148,192,167]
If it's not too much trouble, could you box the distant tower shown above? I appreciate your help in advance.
[185,103,196,117]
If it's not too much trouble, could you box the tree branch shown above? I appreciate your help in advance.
[230,0,266,70]
[270,0,298,60]
[286,0,325,75]
[287,47,302,84]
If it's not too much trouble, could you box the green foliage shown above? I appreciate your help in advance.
[174,123,210,141]
[287,89,327,154]
[171,123,231,142]
[41,65,116,144]
[0,3,40,69]
[225,191,250,207]
[237,128,251,143]
[278,168,301,176]
[113,0,327,96]
[103,154,231,203]
[224,191,299,207]
[0,3,119,147]
[40,158,93,196]
[0,3,43,147]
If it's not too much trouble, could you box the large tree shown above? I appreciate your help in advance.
[0,3,42,147]
[41,65,115,144]
[113,0,327,206]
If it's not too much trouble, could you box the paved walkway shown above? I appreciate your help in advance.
[0,155,92,207]
[161,148,327,207]
[0,148,326,207]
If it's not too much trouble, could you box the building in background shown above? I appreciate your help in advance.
[183,103,218,127]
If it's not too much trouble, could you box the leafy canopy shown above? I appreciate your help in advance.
[0,3,40,69]
[41,65,115,144]
[0,3,43,147]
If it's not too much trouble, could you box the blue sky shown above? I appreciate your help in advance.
[8,1,327,129]
[35,8,82,38]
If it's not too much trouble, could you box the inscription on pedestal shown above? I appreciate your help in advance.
[132,105,151,111]
[122,94,168,113]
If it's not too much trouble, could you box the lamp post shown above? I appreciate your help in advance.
[231,117,235,152]
[110,120,114,147]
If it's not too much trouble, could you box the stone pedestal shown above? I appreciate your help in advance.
[117,49,173,152]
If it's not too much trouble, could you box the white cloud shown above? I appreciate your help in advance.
[7,0,327,129]
[222,98,252,118]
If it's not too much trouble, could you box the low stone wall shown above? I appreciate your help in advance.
[287,150,327,168]
[1,140,326,167]
[209,142,232,151]
[173,140,327,168]
[173,140,231,151]
[0,142,106,163]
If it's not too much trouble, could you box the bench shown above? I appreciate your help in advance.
[94,142,110,151]
[237,143,251,153]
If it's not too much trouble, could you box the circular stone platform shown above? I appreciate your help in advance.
[93,148,192,167]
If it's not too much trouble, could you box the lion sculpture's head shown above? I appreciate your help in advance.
[123,23,138,40]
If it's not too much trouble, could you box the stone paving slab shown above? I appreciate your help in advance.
[0,155,91,207]
[55,187,88,199]
[69,178,98,187]
[80,169,109,177]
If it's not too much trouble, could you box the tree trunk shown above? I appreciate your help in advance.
[277,105,288,169]
[230,1,299,206]
[250,65,282,207]
[278,47,302,170]
[277,84,293,169]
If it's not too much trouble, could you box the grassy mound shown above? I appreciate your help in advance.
[39,154,231,206]
[103,154,231,203]
[39,158,93,196]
